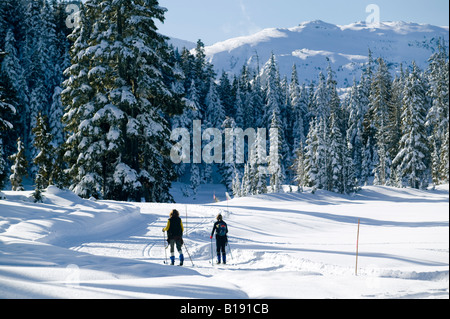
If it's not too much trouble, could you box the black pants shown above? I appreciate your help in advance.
[168,236,183,256]
[216,236,227,254]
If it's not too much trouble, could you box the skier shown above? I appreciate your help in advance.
[162,209,184,266]
[210,214,228,264]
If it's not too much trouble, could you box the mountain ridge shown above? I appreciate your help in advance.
[198,20,448,86]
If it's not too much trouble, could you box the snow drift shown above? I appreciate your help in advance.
[0,184,448,299]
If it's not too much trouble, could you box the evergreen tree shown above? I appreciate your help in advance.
[9,137,28,191]
[268,109,285,193]
[304,118,319,192]
[217,71,235,118]
[246,133,268,195]
[389,67,405,170]
[249,73,265,128]
[311,72,330,122]
[24,0,57,162]
[49,86,65,148]
[426,40,449,184]
[63,0,184,201]
[234,86,245,128]
[439,125,449,183]
[326,63,343,129]
[219,116,237,191]
[292,142,307,192]
[346,80,364,184]
[1,27,27,152]
[315,118,330,191]
[263,53,281,129]
[360,54,376,184]
[0,138,6,189]
[289,65,307,155]
[62,2,100,198]
[205,80,225,129]
[369,58,393,185]
[0,74,8,188]
[329,113,345,193]
[32,112,54,190]
[190,163,200,198]
[192,39,214,105]
[393,62,429,189]
[240,161,251,197]
[173,80,201,130]
[231,167,241,197]
[50,144,69,189]
[0,64,15,132]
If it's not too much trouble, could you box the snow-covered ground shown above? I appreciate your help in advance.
[0,184,448,299]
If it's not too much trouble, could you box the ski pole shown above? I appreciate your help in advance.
[210,237,214,266]
[183,239,194,266]
[226,237,233,261]
[163,231,168,264]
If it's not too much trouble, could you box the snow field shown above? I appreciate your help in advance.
[0,184,448,299]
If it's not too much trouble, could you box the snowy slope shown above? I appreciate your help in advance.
[203,20,449,86]
[0,184,448,299]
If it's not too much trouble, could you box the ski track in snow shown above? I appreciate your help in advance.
[0,185,448,299]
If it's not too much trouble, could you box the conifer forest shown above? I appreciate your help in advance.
[0,0,448,203]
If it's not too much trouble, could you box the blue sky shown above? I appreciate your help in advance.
[156,0,449,45]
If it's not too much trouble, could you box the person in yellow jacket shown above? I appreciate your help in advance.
[162,209,184,265]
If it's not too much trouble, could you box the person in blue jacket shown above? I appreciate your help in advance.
[210,214,228,264]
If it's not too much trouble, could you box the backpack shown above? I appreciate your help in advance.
[216,222,227,237]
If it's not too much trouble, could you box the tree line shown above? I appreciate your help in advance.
[0,0,448,202]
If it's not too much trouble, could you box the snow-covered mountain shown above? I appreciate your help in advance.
[203,20,449,86]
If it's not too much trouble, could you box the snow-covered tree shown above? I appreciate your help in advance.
[426,40,449,184]
[263,53,282,129]
[0,68,15,133]
[249,73,265,128]
[9,137,28,191]
[0,137,7,189]
[49,86,65,148]
[217,71,235,118]
[240,161,251,197]
[190,163,201,198]
[63,0,184,201]
[289,65,307,154]
[346,80,365,184]
[304,119,318,191]
[219,117,237,191]
[234,86,245,128]
[1,27,27,149]
[440,126,449,183]
[268,109,285,193]
[369,58,393,185]
[329,113,345,193]
[393,62,429,189]
[231,167,241,197]
[311,72,331,122]
[205,80,225,129]
[32,112,54,191]
[292,142,307,192]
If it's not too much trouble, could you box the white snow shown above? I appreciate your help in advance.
[0,184,448,299]
[203,20,449,86]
